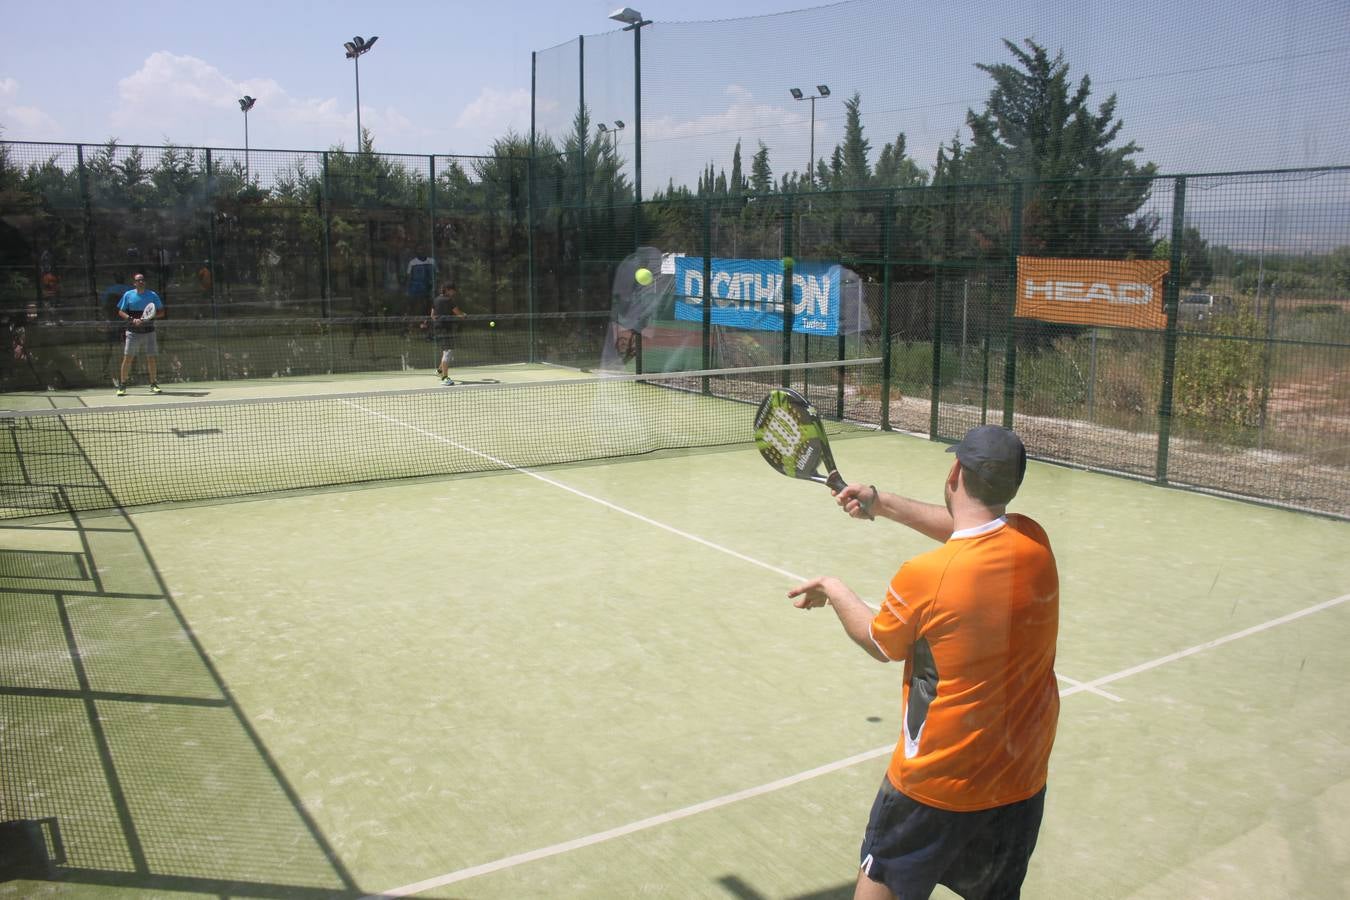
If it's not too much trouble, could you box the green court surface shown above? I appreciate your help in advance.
[2,426,1348,898]
[0,363,590,414]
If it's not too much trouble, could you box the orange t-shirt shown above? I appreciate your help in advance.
[869,513,1059,812]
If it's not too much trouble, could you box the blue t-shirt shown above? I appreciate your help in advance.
[118,288,163,329]
[118,288,162,315]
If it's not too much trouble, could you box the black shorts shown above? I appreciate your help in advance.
[859,777,1046,899]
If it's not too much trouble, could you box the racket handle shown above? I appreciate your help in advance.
[825,471,847,493]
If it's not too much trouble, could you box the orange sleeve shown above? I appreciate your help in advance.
[870,562,924,661]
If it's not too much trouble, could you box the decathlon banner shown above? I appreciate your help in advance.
[673,257,841,336]
[1016,257,1170,330]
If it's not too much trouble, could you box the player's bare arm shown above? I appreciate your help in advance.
[836,483,953,543]
[788,576,890,662]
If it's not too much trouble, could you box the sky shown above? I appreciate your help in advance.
[1,0,812,156]
[3,0,1349,203]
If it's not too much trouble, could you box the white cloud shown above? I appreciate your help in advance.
[454,87,533,150]
[0,78,65,141]
[108,51,424,152]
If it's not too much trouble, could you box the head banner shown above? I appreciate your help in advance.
[1016,257,1170,329]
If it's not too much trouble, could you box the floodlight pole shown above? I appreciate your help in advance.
[238,95,256,181]
[354,54,363,149]
[610,8,651,247]
[344,36,379,151]
[790,85,831,186]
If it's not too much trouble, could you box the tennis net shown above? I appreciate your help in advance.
[1,359,882,518]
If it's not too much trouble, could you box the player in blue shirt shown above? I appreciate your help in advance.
[115,274,165,396]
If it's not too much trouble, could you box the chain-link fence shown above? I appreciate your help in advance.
[2,139,1347,517]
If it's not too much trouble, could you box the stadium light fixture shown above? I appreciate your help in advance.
[343,35,379,151]
[608,7,646,25]
[597,121,626,155]
[238,95,256,181]
[790,84,831,186]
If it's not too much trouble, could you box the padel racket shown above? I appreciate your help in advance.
[753,388,847,492]
[140,302,157,322]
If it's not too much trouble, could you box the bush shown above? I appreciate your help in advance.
[1174,310,1264,431]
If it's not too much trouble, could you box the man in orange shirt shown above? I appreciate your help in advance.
[789,425,1059,900]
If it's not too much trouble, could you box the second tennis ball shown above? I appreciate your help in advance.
[635,267,654,286]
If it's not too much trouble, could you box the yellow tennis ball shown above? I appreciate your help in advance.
[782,256,795,269]
[634,267,654,286]
[489,320,496,328]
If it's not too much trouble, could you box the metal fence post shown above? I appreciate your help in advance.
[781,193,794,385]
[205,149,218,319]
[931,185,953,439]
[1156,176,1186,483]
[428,154,437,298]
[880,189,894,431]
[321,151,332,319]
[528,52,538,364]
[701,197,712,380]
[1003,182,1022,428]
[76,144,97,317]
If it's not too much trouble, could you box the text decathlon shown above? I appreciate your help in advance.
[1022,280,1153,305]
[680,270,833,317]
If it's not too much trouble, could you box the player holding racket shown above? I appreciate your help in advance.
[430,283,467,385]
[115,273,165,396]
[788,426,1059,900]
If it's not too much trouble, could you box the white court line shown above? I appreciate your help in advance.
[370,590,1349,898]
[1056,674,1122,702]
[364,744,895,898]
[342,399,805,582]
[347,400,1347,895]
[1058,592,1350,698]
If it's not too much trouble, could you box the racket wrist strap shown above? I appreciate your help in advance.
[863,485,879,520]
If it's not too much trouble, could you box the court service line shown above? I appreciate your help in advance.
[342,399,806,581]
[1058,592,1350,697]
[369,588,1349,898]
[364,744,894,898]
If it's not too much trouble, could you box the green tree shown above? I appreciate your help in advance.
[1152,226,1214,288]
[750,141,773,194]
[729,140,746,196]
[944,38,1158,259]
[874,133,927,189]
[837,92,871,189]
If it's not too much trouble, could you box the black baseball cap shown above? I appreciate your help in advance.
[946,425,1027,502]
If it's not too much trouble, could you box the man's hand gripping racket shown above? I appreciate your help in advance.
[753,388,875,519]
